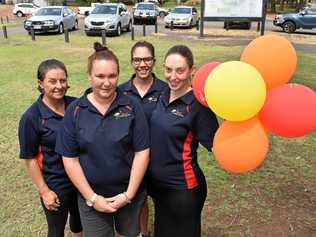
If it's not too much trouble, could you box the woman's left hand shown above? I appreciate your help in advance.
[106,193,129,209]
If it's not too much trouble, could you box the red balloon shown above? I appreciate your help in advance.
[192,61,221,107]
[259,83,316,138]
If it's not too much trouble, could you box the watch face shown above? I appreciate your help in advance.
[86,199,93,207]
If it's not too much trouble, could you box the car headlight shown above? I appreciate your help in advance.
[43,20,55,26]
[25,21,32,26]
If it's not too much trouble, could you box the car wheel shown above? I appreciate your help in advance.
[58,23,64,34]
[72,20,78,31]
[159,11,165,18]
[126,20,132,32]
[115,23,121,36]
[282,21,296,33]
[17,11,23,17]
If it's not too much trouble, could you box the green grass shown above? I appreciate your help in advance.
[0,32,315,237]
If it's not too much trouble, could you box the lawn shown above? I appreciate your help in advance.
[0,32,315,237]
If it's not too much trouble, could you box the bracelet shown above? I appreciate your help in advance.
[123,192,132,203]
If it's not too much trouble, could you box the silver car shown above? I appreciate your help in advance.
[84,3,132,36]
[133,2,158,25]
[24,6,78,34]
[164,6,199,28]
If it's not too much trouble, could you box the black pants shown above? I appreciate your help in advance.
[150,176,207,237]
[41,191,82,237]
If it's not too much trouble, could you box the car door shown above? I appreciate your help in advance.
[303,8,316,28]
[119,5,127,27]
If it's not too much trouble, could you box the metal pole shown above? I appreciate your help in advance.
[170,20,173,31]
[64,29,69,43]
[196,19,199,31]
[142,24,146,36]
[200,0,205,37]
[154,20,158,33]
[31,27,35,41]
[101,29,106,46]
[131,26,135,41]
[0,17,3,25]
[6,16,9,23]
[2,25,7,39]
[257,22,261,32]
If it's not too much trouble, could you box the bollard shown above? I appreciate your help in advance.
[6,16,9,23]
[257,22,261,32]
[101,29,106,46]
[131,26,135,41]
[64,29,69,43]
[30,27,35,41]
[196,19,199,31]
[154,20,158,33]
[0,17,3,24]
[142,24,146,36]
[170,21,174,31]
[2,25,7,39]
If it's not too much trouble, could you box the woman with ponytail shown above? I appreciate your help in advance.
[56,42,150,237]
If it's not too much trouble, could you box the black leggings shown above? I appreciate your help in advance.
[41,191,82,237]
[150,176,207,237]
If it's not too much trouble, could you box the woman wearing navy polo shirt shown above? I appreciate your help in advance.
[119,40,167,237]
[56,42,150,237]
[18,59,82,237]
[148,45,219,237]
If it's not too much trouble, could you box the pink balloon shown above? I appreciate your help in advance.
[192,62,221,107]
[259,83,316,137]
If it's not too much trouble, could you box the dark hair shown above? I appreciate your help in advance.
[88,42,120,75]
[130,40,155,62]
[37,59,68,93]
[164,45,194,68]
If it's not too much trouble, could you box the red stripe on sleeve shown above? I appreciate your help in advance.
[182,131,198,189]
[36,145,43,170]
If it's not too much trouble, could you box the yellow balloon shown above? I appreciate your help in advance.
[205,61,266,121]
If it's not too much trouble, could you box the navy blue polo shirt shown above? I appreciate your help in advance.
[18,95,77,197]
[55,88,150,197]
[118,74,168,121]
[149,89,219,190]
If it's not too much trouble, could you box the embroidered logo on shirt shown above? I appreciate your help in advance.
[147,96,158,103]
[171,109,184,118]
[113,110,131,119]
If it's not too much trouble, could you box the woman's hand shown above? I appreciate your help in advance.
[93,195,117,213]
[106,193,130,210]
[41,188,60,211]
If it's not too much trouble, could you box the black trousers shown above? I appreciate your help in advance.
[150,175,207,237]
[41,191,82,237]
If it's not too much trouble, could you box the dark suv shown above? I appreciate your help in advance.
[273,5,316,33]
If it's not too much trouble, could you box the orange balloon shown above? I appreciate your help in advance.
[241,35,297,91]
[213,117,269,173]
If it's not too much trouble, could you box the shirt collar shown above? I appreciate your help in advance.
[124,73,164,96]
[161,88,195,107]
[37,94,68,119]
[78,88,130,114]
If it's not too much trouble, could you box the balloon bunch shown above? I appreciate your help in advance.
[192,35,316,174]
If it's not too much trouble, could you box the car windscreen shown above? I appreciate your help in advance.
[172,8,191,14]
[92,5,117,14]
[36,8,61,16]
[137,4,154,10]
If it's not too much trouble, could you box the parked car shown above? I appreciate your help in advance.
[133,2,158,25]
[164,6,199,28]
[84,3,132,36]
[24,6,78,34]
[78,3,100,16]
[13,3,40,17]
[273,6,316,33]
[224,20,251,30]
[144,0,169,17]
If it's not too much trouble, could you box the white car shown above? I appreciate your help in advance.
[13,3,40,17]
[164,6,199,28]
[144,0,169,17]
[24,6,78,34]
[84,3,132,36]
